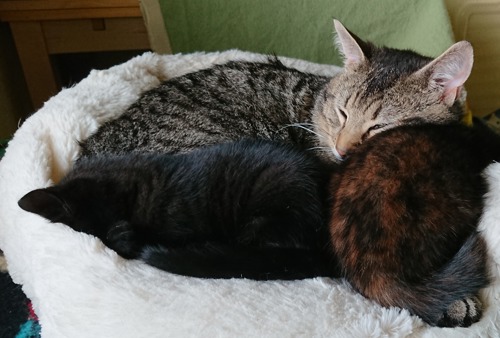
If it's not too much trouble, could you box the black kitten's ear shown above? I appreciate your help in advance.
[18,188,71,223]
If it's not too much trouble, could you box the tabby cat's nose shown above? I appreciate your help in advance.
[336,147,347,157]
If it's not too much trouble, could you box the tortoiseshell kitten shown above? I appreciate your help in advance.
[329,121,500,327]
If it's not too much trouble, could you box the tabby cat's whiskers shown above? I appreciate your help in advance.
[306,146,331,153]
[283,123,325,139]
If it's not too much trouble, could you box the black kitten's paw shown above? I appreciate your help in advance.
[105,221,141,258]
[437,296,483,327]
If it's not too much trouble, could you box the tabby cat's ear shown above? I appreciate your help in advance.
[416,41,474,106]
[18,188,71,223]
[333,19,368,69]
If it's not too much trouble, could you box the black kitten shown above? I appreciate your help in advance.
[19,139,337,280]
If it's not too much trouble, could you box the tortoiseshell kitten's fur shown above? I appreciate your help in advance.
[329,121,500,327]
[18,140,337,280]
[79,20,473,163]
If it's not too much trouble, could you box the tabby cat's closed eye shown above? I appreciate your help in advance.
[336,108,347,124]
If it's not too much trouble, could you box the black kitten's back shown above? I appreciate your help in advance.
[20,139,337,280]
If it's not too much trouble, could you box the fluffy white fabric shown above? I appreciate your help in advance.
[0,50,499,338]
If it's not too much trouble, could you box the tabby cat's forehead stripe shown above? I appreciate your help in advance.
[371,104,383,120]
[344,91,359,109]
[355,95,381,115]
[360,48,433,99]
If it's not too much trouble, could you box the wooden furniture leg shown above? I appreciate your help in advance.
[10,21,58,110]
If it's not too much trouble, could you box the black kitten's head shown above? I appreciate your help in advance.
[18,178,121,237]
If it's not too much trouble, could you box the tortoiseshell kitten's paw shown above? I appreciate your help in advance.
[105,221,142,259]
[437,296,483,327]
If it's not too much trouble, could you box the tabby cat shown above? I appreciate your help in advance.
[329,120,500,327]
[79,20,473,163]
[19,139,336,280]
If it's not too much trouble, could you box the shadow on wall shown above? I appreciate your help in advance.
[0,23,32,140]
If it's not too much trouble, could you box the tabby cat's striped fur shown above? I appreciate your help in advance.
[80,20,473,163]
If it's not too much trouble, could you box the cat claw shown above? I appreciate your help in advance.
[437,296,483,327]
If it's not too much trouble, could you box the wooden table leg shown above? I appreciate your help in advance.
[9,21,58,110]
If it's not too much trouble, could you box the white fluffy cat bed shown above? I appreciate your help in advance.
[1,51,499,338]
